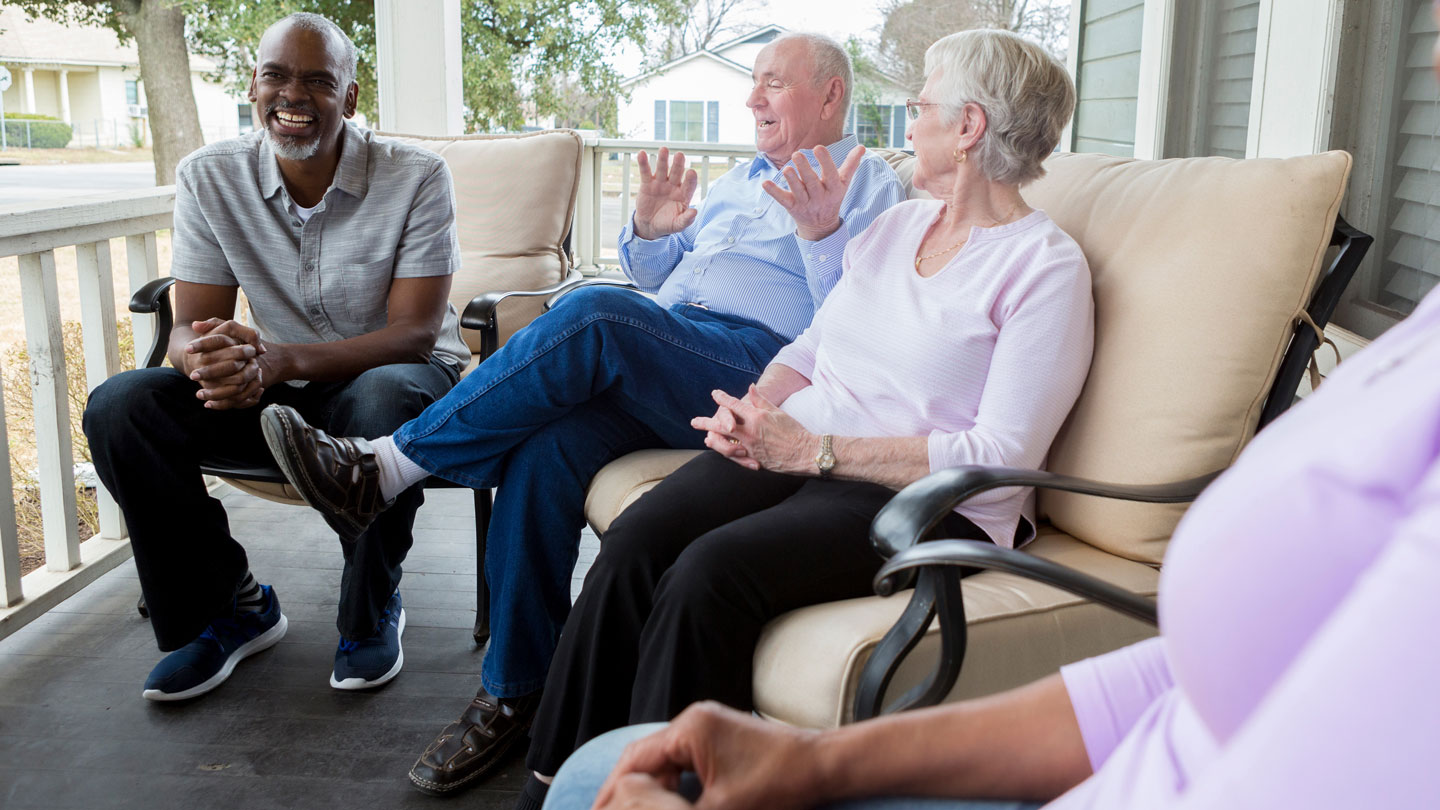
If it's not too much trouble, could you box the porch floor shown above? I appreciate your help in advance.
[0,486,600,809]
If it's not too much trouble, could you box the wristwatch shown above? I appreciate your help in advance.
[814,434,836,480]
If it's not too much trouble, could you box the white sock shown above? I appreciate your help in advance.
[371,436,428,501]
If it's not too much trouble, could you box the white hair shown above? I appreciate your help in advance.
[773,32,853,118]
[924,29,1075,186]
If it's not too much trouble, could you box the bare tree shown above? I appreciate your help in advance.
[877,0,1069,94]
[647,0,768,67]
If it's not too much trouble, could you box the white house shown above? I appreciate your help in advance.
[0,7,253,148]
[617,25,914,148]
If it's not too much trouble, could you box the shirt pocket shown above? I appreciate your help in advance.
[324,256,395,333]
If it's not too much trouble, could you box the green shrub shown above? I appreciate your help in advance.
[3,113,74,149]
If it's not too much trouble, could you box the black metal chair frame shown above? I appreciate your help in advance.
[849,215,1372,722]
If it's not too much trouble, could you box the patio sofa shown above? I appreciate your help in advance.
[576,148,1367,728]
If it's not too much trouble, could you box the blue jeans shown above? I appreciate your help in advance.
[392,287,786,696]
[545,724,1044,810]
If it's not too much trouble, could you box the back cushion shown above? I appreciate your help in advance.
[383,130,582,352]
[1024,151,1351,563]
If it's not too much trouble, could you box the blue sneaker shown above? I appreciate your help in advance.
[142,585,288,701]
[331,590,405,690]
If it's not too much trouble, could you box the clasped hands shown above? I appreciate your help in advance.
[632,144,867,243]
[690,385,812,476]
[183,318,268,410]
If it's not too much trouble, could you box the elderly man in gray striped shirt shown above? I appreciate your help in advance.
[83,13,462,702]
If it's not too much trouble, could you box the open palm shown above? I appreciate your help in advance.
[633,147,699,240]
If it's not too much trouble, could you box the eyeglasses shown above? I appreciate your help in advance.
[904,100,939,121]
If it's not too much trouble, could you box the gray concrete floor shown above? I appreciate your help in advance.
[0,485,599,809]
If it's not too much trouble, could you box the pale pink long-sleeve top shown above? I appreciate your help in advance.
[1052,285,1440,807]
[772,200,1094,547]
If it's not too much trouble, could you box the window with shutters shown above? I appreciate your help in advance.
[656,100,718,142]
[1070,0,1144,156]
[1161,0,1260,159]
[1331,0,1440,336]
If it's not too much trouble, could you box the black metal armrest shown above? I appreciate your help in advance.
[128,276,177,369]
[460,270,584,332]
[876,540,1157,624]
[871,465,1221,559]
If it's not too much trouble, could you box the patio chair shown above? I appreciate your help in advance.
[575,149,1369,728]
[127,129,584,645]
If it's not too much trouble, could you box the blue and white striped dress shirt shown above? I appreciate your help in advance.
[618,134,905,342]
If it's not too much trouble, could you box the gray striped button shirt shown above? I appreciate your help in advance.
[169,123,470,375]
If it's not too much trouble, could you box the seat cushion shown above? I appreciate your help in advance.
[585,449,701,534]
[382,130,583,350]
[751,529,1159,728]
[1020,151,1352,563]
[220,478,303,504]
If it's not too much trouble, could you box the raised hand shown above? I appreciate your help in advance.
[633,147,699,241]
[762,144,866,241]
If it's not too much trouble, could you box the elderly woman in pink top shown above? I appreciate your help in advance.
[531,9,1440,810]
[507,29,1091,810]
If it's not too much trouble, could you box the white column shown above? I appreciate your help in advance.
[58,69,71,124]
[1247,0,1346,158]
[374,0,463,135]
[22,67,34,114]
[1133,0,1179,160]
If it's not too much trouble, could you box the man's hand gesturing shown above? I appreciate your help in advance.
[633,147,699,241]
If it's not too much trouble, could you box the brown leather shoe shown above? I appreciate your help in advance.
[408,687,541,796]
[259,404,391,543]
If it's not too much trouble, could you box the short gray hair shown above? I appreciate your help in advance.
[774,32,853,119]
[924,29,1075,186]
[276,12,358,88]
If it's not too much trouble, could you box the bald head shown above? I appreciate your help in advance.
[260,13,357,88]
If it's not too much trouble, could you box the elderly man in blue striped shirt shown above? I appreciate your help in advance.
[261,31,904,795]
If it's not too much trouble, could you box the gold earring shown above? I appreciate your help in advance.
[954,148,968,164]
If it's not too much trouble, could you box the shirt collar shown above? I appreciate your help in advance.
[257,122,369,202]
[748,133,861,179]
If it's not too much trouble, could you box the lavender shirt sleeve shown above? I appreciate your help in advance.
[1060,637,1176,772]
[1166,459,1440,809]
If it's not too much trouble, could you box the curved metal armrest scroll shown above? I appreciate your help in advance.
[128,276,177,369]
[877,541,1157,625]
[871,465,1222,561]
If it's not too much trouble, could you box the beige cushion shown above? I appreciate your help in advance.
[752,530,1159,728]
[585,449,700,534]
[381,129,583,350]
[220,478,303,504]
[1022,152,1350,563]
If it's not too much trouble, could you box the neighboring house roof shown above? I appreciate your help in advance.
[0,8,215,71]
[621,48,753,88]
[709,23,786,56]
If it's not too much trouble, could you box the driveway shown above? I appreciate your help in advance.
[0,161,157,207]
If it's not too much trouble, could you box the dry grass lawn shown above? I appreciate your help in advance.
[0,146,154,165]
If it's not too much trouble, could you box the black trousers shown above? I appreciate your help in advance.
[82,359,458,650]
[526,450,990,775]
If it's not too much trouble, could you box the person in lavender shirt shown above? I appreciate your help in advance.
[509,29,1093,810]
[537,10,1440,810]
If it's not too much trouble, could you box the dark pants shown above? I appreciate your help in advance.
[82,359,458,650]
[526,451,992,775]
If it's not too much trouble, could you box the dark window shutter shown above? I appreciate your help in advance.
[707,101,719,142]
[892,105,907,147]
[655,100,667,140]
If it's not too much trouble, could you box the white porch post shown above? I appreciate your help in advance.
[58,69,71,124]
[1246,0,1346,158]
[21,67,34,114]
[373,0,464,135]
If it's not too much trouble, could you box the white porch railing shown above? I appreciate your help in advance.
[0,187,173,641]
[0,135,755,641]
[573,137,757,272]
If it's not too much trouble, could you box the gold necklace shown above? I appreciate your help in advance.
[914,201,1024,270]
